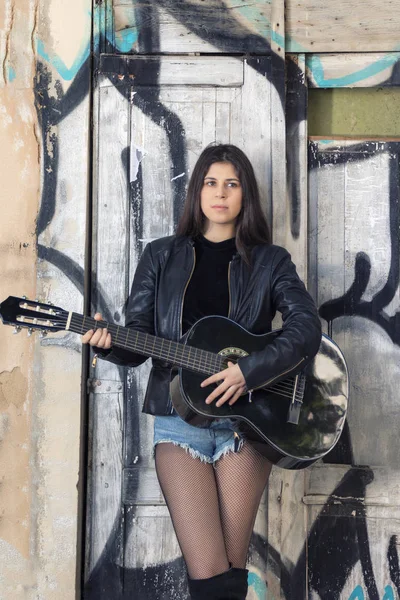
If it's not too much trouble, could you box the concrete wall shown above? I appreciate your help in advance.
[0,1,91,597]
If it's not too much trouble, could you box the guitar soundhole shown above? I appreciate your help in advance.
[218,347,248,363]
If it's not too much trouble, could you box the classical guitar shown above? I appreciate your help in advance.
[0,296,348,470]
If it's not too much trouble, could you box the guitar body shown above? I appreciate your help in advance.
[170,316,348,469]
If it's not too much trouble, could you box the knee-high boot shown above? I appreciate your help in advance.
[187,567,248,600]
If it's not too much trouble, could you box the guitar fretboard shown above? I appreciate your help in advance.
[68,313,225,376]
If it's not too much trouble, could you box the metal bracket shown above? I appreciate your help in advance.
[87,378,124,394]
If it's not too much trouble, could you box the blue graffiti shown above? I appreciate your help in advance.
[349,585,365,600]
[115,27,138,53]
[7,65,16,82]
[36,38,90,81]
[382,584,396,600]
[307,52,400,87]
[28,3,400,87]
[248,571,268,600]
[348,585,396,600]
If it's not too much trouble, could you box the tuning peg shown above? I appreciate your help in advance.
[39,330,48,338]
[22,295,27,300]
[27,328,33,336]
[13,326,22,334]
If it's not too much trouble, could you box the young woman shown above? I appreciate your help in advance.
[82,144,322,599]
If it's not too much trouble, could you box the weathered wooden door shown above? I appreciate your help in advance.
[84,54,284,599]
[305,138,400,599]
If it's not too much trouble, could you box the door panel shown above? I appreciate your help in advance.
[87,55,277,599]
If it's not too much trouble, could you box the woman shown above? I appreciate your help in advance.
[82,144,321,599]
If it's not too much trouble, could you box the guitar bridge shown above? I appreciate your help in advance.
[287,373,306,425]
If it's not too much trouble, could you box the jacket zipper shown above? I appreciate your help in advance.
[227,261,232,319]
[167,245,196,415]
[180,245,196,338]
[248,356,306,394]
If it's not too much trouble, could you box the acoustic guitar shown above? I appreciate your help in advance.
[0,296,348,469]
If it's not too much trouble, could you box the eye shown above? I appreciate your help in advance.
[205,180,216,186]
[227,182,239,188]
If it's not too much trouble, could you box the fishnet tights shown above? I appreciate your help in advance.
[155,441,272,579]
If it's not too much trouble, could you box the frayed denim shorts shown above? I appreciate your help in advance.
[153,411,244,464]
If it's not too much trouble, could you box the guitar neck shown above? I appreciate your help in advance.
[67,312,224,376]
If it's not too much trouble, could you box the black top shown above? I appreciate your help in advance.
[182,235,236,334]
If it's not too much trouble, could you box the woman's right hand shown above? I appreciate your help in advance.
[81,313,112,349]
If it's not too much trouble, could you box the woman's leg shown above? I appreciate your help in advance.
[214,441,272,568]
[154,442,230,579]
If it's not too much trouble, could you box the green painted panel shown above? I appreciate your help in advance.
[308,88,400,137]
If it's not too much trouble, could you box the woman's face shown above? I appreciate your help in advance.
[200,161,243,232]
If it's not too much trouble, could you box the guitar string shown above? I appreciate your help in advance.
[67,315,304,400]
[66,314,303,400]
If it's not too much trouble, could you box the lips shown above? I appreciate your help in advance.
[211,205,228,209]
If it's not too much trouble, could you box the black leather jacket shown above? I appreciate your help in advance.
[98,235,322,415]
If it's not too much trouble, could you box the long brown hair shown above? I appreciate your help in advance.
[176,144,271,265]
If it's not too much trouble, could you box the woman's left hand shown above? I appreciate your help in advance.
[201,361,247,407]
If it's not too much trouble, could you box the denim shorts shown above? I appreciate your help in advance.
[153,411,244,464]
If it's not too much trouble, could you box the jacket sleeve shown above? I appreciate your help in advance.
[237,248,322,391]
[94,242,156,367]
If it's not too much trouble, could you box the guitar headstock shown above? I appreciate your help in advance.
[0,296,68,335]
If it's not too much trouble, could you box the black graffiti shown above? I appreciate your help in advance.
[31,3,400,599]
[311,142,400,347]
[388,535,400,595]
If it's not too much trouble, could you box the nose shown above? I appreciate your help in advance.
[215,184,226,198]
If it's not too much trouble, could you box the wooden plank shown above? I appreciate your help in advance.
[270,0,286,247]
[99,54,244,87]
[305,465,400,597]
[85,391,124,583]
[114,1,273,54]
[310,141,400,470]
[266,469,284,599]
[279,470,307,599]
[94,0,114,54]
[308,141,346,335]
[121,59,274,597]
[285,54,308,281]
[85,79,129,589]
[123,467,164,505]
[286,0,400,53]
[238,57,272,227]
[92,83,130,382]
[306,53,400,88]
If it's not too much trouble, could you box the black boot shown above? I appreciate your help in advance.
[188,567,248,599]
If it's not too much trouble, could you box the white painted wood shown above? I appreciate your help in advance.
[286,0,400,52]
[92,55,282,597]
[124,512,182,569]
[238,58,272,223]
[305,465,400,597]
[86,391,124,571]
[99,55,244,87]
[270,0,286,248]
[92,82,130,382]
[280,470,308,596]
[114,1,273,54]
[309,144,346,334]
[306,52,400,88]
[86,80,130,581]
[285,54,308,282]
[309,140,400,468]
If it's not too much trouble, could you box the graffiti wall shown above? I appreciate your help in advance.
[1,0,400,598]
[0,0,91,597]
[86,4,400,600]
